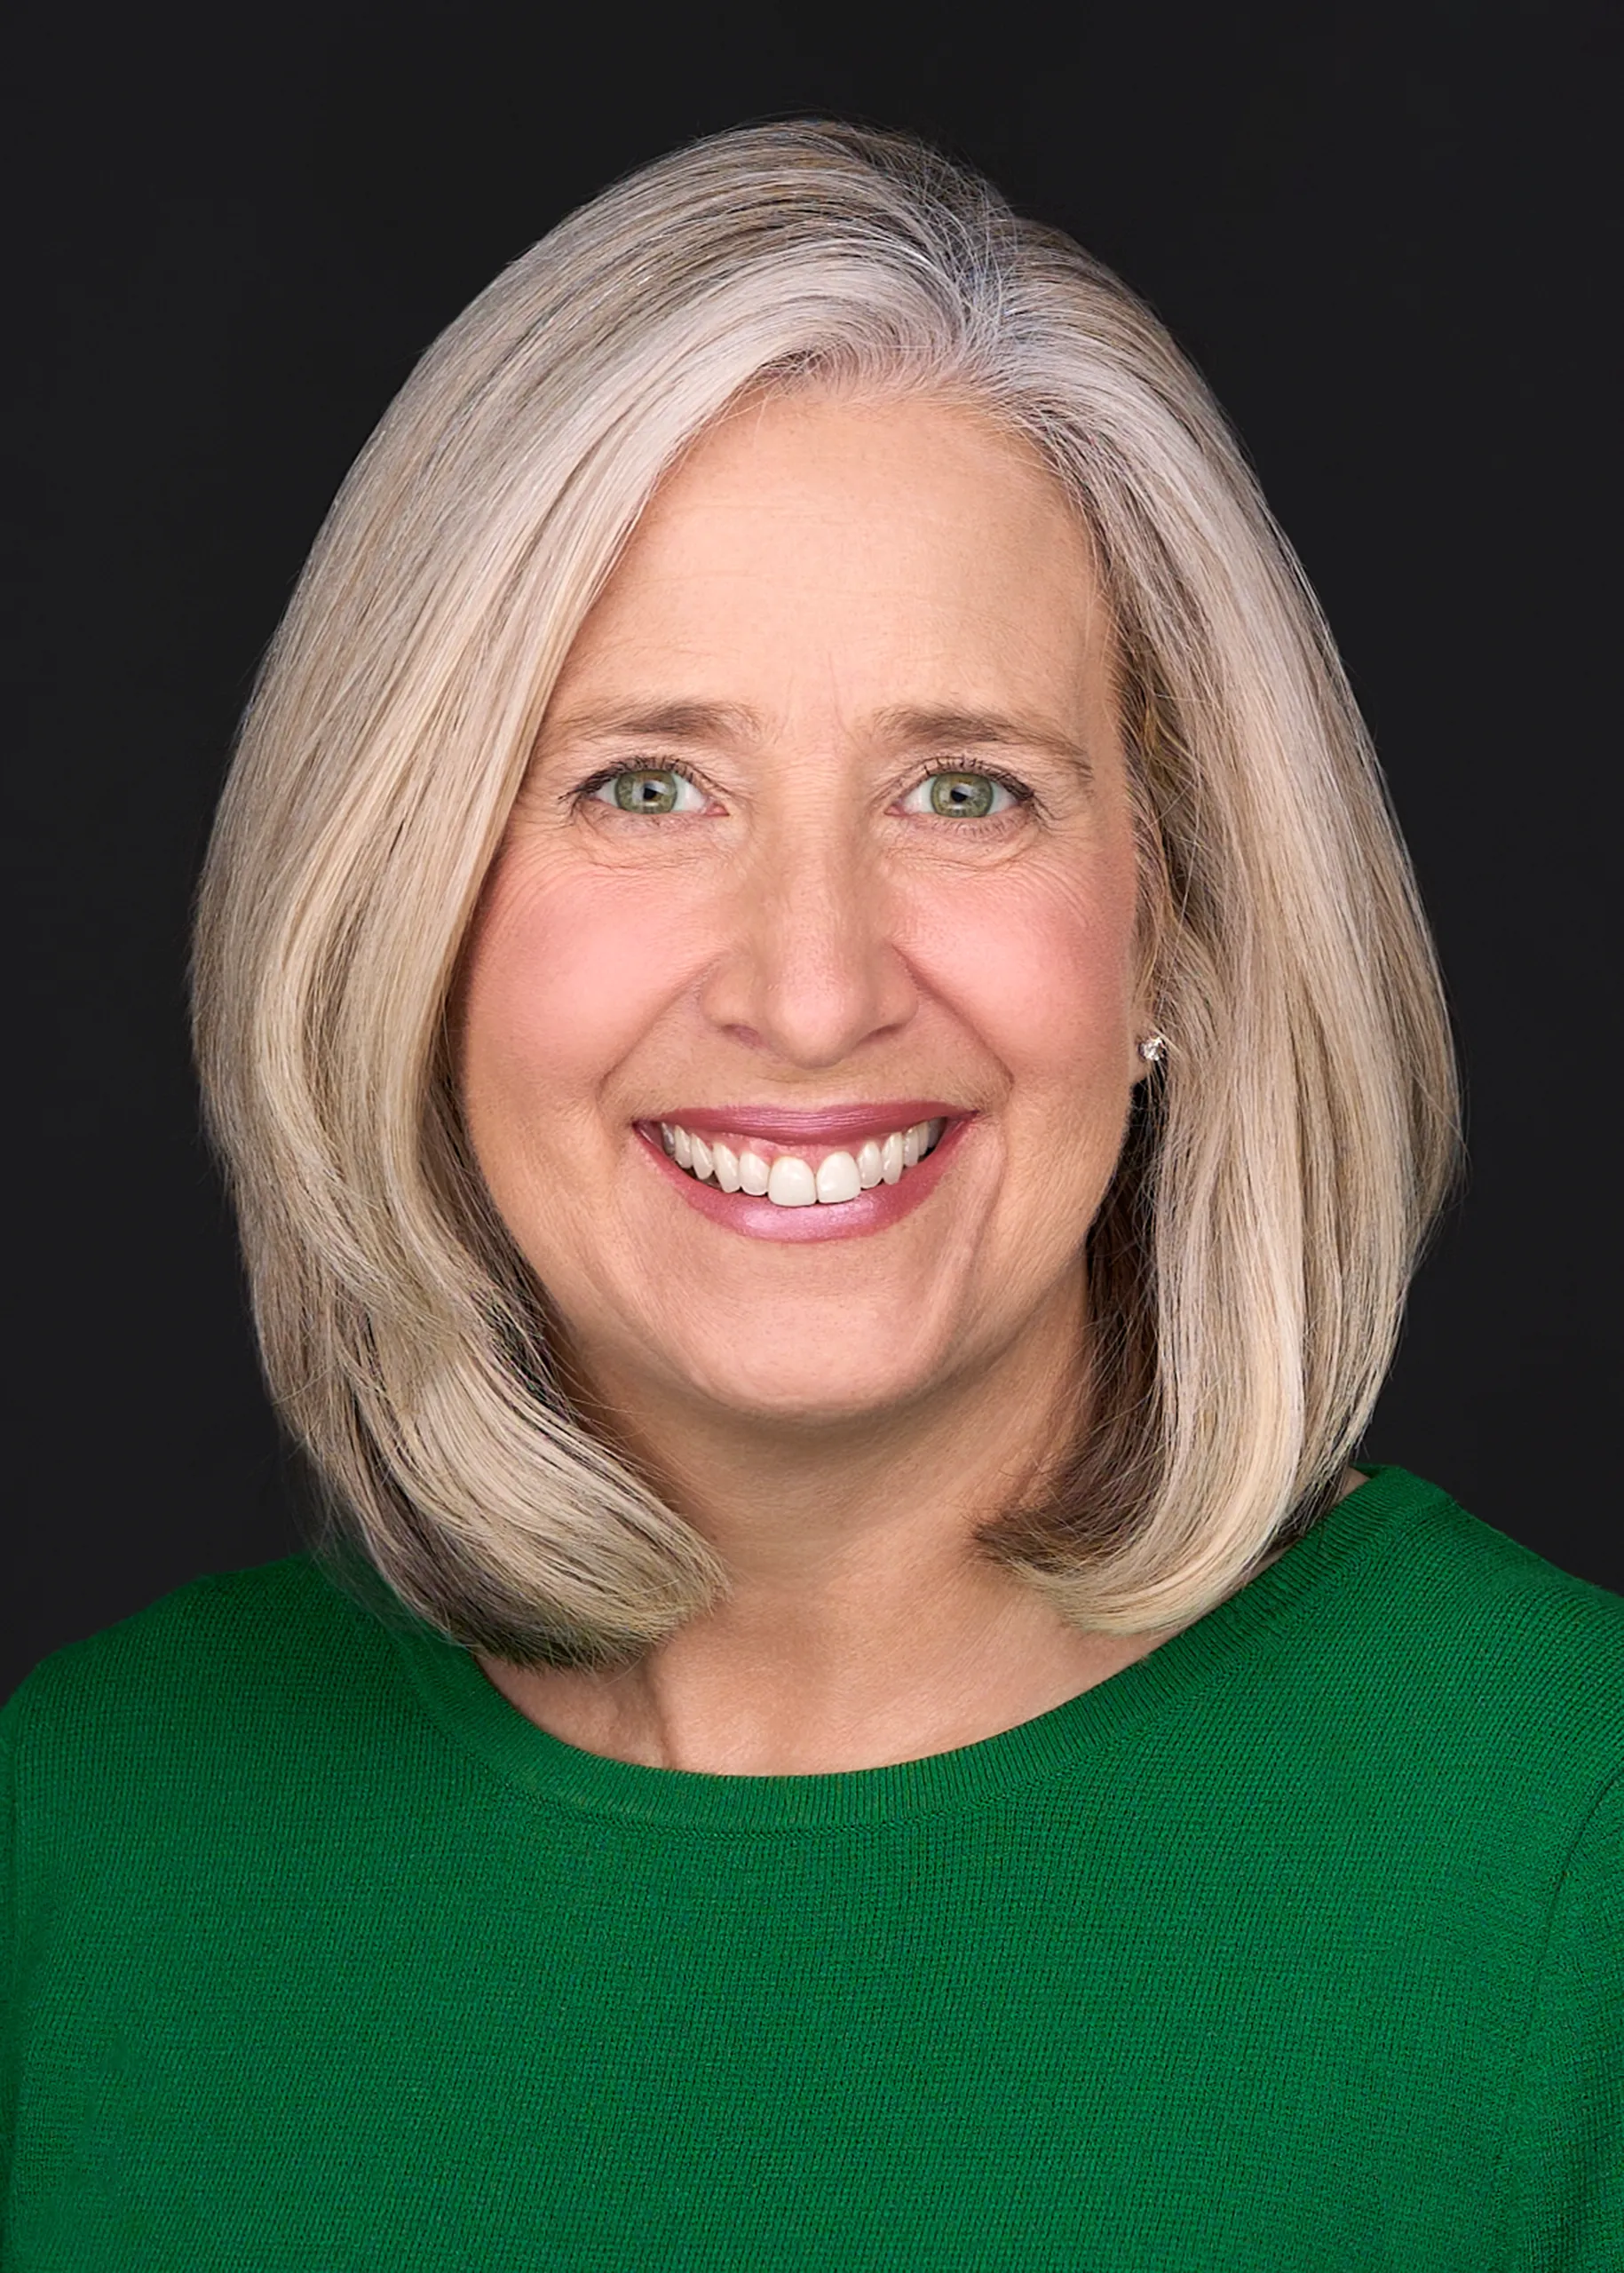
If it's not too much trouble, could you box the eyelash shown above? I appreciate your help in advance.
[568,757,1037,819]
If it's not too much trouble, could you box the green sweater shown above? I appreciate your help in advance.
[2,1465,1620,2269]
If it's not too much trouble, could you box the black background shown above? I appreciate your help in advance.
[5,1,1618,1699]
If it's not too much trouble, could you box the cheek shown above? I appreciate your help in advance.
[456,850,688,1139]
[904,857,1141,1089]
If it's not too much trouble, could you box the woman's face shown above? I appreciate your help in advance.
[456,391,1150,1439]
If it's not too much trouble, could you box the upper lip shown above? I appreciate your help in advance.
[644,1102,966,1144]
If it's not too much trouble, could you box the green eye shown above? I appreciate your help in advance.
[931,772,994,818]
[591,769,703,814]
[901,771,1016,819]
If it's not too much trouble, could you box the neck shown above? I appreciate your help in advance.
[481,1282,1203,1774]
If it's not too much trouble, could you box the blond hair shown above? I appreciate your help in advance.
[192,121,1460,1665]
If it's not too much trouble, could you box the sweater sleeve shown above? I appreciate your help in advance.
[1491,1768,1624,2270]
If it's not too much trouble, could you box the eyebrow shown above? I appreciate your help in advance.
[541,698,1093,773]
[873,704,1093,772]
[540,700,762,750]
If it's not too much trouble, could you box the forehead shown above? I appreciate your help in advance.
[551,390,1114,725]
[649,384,1087,539]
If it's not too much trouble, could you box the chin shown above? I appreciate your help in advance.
[664,1345,943,1431]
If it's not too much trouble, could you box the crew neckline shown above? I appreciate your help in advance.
[384,1463,1436,1833]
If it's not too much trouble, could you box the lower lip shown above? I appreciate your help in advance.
[633,1119,972,1242]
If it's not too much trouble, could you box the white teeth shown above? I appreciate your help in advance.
[766,1156,817,1207]
[814,1152,861,1204]
[657,1118,951,1205]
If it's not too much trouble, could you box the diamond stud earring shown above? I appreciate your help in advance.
[1137,1034,1168,1065]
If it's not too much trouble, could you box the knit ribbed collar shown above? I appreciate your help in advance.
[383,1463,1440,1833]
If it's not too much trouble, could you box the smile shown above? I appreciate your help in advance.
[657,1116,947,1207]
[631,1105,971,1244]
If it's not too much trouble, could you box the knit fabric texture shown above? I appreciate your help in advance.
[2,1465,1620,2269]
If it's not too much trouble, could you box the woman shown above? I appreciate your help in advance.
[3,121,1618,2268]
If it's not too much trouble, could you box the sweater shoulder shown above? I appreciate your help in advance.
[0,1556,401,1787]
[1382,1477,1624,1670]
[1298,1470,1624,1797]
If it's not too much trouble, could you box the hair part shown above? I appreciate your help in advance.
[193,119,1460,1665]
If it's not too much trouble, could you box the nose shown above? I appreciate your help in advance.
[697,811,918,1070]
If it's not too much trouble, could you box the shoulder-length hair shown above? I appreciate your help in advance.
[193,119,1459,1667]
